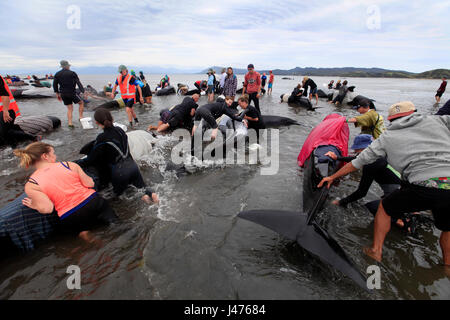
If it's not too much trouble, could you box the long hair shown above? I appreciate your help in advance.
[14,142,53,168]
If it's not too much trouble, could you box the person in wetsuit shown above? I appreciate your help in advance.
[148,94,200,133]
[192,96,247,140]
[77,108,159,204]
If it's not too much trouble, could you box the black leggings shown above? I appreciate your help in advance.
[248,92,260,113]
[58,195,118,235]
[111,157,154,198]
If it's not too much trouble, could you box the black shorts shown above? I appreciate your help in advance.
[123,98,135,108]
[382,182,450,231]
[166,112,183,128]
[61,93,81,106]
[435,91,444,98]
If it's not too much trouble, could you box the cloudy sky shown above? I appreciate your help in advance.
[1,0,449,73]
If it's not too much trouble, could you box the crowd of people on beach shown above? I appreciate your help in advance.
[1,60,449,270]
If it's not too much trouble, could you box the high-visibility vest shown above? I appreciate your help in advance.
[117,73,136,100]
[0,76,21,116]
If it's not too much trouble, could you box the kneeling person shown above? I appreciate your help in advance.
[148,94,200,133]
[192,96,246,140]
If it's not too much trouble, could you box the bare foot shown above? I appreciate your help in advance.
[331,199,340,206]
[142,193,159,204]
[79,231,95,243]
[363,246,382,262]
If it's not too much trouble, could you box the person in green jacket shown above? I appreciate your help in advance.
[347,101,385,139]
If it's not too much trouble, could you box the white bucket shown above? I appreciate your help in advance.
[80,117,94,129]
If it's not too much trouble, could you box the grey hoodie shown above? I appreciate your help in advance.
[352,114,450,183]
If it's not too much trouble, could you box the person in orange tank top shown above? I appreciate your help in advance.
[14,142,117,235]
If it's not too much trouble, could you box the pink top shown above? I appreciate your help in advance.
[269,74,274,83]
[244,72,261,93]
[30,162,96,218]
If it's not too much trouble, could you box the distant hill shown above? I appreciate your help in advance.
[200,66,449,79]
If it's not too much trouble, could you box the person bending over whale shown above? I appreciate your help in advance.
[78,108,159,204]
[148,94,200,133]
[192,96,246,140]
[325,134,417,233]
[318,101,450,265]
[14,142,118,237]
[237,95,265,137]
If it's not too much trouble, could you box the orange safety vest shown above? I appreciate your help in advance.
[117,73,136,101]
[0,76,21,117]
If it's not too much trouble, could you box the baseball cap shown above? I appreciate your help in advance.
[247,64,254,69]
[387,101,416,121]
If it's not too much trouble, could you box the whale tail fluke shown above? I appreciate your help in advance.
[237,209,368,289]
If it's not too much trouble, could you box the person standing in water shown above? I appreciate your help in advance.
[242,64,261,113]
[111,65,144,127]
[219,68,227,95]
[268,70,274,95]
[435,77,447,103]
[53,60,85,128]
[261,73,267,94]
[207,70,216,102]
[223,67,238,100]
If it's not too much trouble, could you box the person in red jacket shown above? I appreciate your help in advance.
[242,64,262,113]
[435,77,447,103]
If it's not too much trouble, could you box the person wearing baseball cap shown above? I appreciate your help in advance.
[242,64,262,113]
[318,101,450,266]
[53,60,85,128]
[347,100,385,139]
[324,134,417,232]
